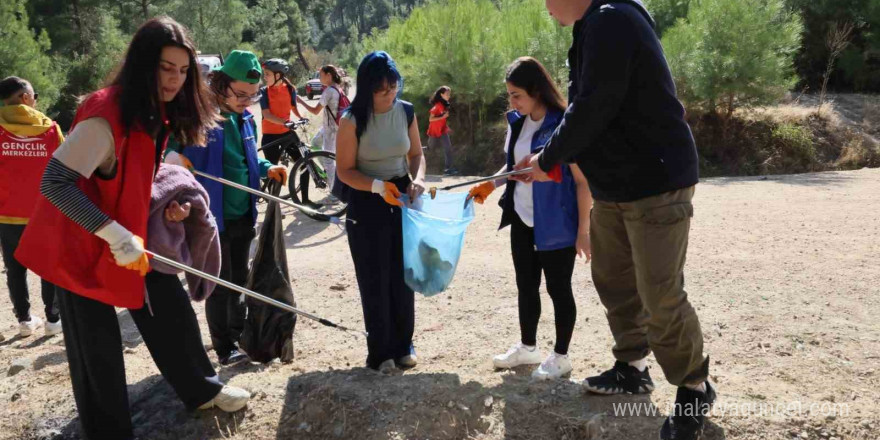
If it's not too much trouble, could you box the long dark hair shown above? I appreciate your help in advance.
[207,71,237,113]
[505,57,567,114]
[347,51,402,139]
[429,86,451,108]
[321,65,343,85]
[110,16,216,146]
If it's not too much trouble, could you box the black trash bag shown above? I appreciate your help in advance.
[239,181,296,363]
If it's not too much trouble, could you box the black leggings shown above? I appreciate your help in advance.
[262,133,310,202]
[510,213,577,355]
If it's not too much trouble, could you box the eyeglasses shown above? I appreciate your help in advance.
[373,83,399,97]
[226,88,261,104]
[19,92,38,101]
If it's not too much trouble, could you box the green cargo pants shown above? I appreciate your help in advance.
[590,186,709,386]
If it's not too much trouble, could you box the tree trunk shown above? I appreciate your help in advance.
[295,38,311,73]
[70,0,87,53]
[141,0,149,19]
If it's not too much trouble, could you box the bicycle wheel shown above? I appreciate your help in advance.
[288,150,348,221]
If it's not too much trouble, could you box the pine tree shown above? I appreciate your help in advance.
[662,0,803,120]
[0,0,62,111]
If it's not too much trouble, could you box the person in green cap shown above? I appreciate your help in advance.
[165,50,288,366]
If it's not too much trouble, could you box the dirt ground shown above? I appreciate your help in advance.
[1,129,879,437]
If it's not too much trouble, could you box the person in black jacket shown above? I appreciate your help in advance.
[517,1,713,439]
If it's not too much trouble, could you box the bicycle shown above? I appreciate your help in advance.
[258,119,347,222]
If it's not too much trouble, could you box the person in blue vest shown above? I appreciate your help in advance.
[468,57,593,380]
[166,50,287,366]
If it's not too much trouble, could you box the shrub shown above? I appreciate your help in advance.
[662,0,803,120]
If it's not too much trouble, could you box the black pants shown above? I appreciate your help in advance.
[58,272,222,440]
[207,216,255,359]
[510,213,577,355]
[262,133,310,202]
[0,223,59,322]
[346,178,414,369]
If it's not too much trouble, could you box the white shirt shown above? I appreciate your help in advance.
[320,86,341,134]
[504,115,544,227]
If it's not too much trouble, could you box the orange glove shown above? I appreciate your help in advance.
[373,180,404,207]
[268,166,288,184]
[467,181,496,205]
[123,237,151,277]
[382,182,404,207]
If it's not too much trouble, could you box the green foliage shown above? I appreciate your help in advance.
[785,0,880,93]
[643,0,690,37]
[362,0,570,172]
[169,0,249,55]
[771,122,815,166]
[50,10,129,127]
[0,0,62,111]
[248,0,292,59]
[662,0,803,118]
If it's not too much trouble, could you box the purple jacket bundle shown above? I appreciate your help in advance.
[147,164,221,301]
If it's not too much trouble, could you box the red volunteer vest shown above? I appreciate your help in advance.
[0,124,60,218]
[15,87,165,308]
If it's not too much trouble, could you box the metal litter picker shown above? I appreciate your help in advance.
[146,250,366,337]
[190,169,342,224]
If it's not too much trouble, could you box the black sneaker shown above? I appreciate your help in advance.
[660,381,717,440]
[219,349,249,366]
[583,360,655,395]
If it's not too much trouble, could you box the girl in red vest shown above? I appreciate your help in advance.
[15,17,250,440]
[426,86,457,175]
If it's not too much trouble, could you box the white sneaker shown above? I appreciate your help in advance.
[493,342,543,369]
[198,386,251,412]
[19,316,43,337]
[378,359,401,375]
[45,319,62,337]
[532,352,573,380]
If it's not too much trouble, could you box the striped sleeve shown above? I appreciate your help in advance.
[40,158,111,233]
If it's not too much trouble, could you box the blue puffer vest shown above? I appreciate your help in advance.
[499,109,579,251]
[180,110,261,233]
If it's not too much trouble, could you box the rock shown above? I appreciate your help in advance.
[123,348,137,355]
[484,396,494,408]
[11,392,21,402]
[551,389,557,395]
[859,420,870,428]
[8,357,33,376]
[800,432,809,439]
[447,401,455,408]
[299,422,311,432]
[333,425,344,437]
[0,332,5,342]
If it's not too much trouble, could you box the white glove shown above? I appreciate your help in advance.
[95,221,145,266]
[164,150,193,169]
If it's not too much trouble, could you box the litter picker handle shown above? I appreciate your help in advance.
[145,250,366,337]
[191,170,336,221]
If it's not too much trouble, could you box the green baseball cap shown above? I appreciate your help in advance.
[216,50,262,84]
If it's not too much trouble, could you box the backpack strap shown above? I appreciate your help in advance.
[325,86,341,125]
[402,100,414,127]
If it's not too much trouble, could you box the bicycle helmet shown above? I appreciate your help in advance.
[262,58,290,74]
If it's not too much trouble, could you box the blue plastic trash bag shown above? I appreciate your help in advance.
[401,192,475,296]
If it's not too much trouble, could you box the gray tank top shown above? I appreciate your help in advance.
[343,101,410,181]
